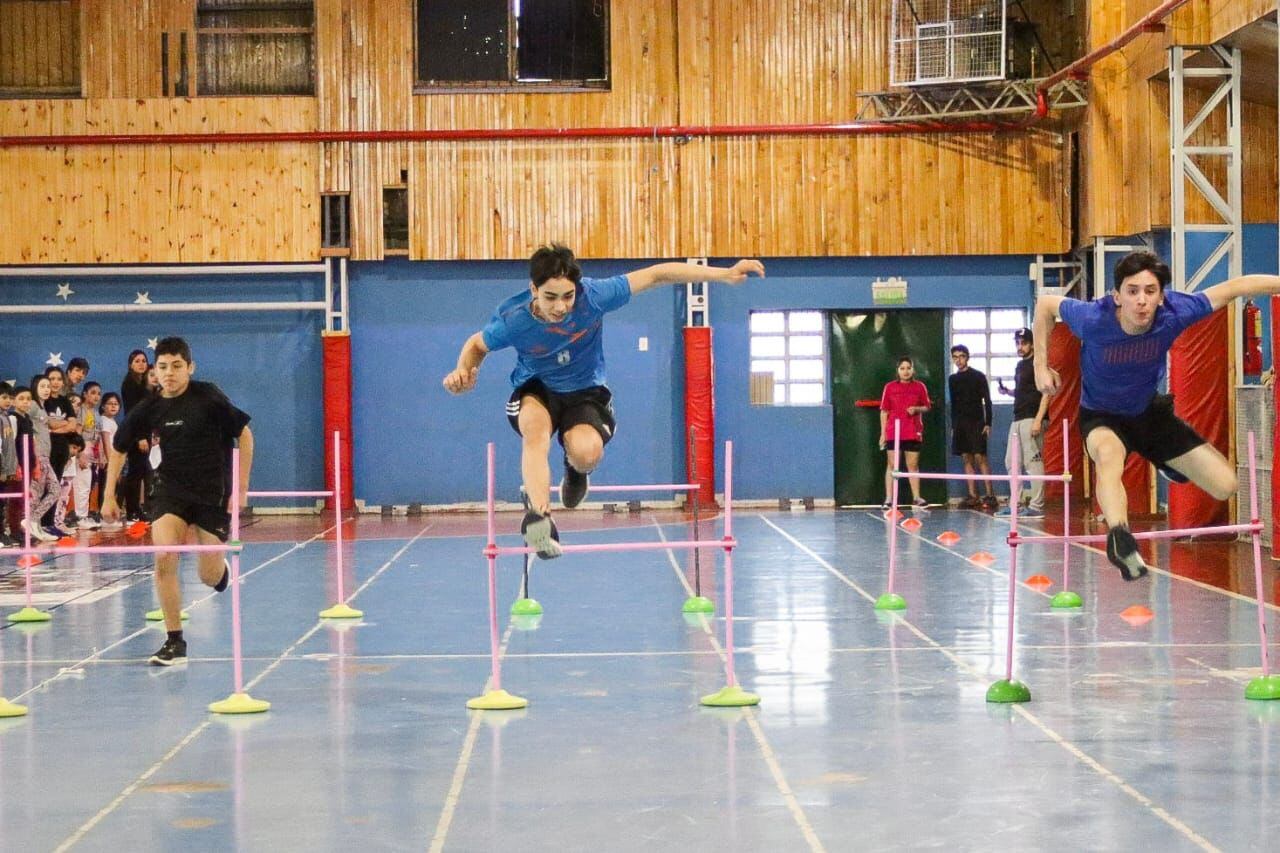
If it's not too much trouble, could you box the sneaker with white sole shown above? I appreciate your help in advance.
[1106,525,1148,581]
[21,519,57,542]
[148,637,187,666]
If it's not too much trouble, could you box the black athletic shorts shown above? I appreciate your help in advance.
[147,491,231,542]
[506,379,616,446]
[951,418,989,456]
[1079,394,1206,466]
[884,439,922,470]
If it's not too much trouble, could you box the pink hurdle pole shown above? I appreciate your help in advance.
[1012,523,1261,546]
[332,430,346,605]
[483,442,502,691]
[1248,432,1271,678]
[722,441,738,687]
[894,471,1065,482]
[246,491,333,498]
[550,484,700,493]
[21,437,34,609]
[1061,420,1071,592]
[1004,434,1022,683]
[487,538,734,557]
[229,447,245,695]
[885,422,902,595]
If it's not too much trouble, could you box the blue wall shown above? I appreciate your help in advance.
[0,272,325,499]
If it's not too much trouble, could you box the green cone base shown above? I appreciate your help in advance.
[510,597,543,616]
[682,595,715,614]
[145,609,189,622]
[700,685,761,707]
[986,679,1032,703]
[1245,674,1280,700]
[467,689,528,710]
[208,692,271,714]
[319,603,364,619]
[1050,591,1083,609]
[874,593,907,611]
[7,607,52,623]
[0,698,28,718]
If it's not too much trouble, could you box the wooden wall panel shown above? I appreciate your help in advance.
[82,0,195,98]
[1080,0,1277,241]
[0,99,317,262]
[0,0,80,95]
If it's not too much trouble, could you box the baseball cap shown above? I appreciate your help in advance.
[1014,327,1033,342]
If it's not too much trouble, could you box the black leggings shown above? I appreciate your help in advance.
[121,449,152,518]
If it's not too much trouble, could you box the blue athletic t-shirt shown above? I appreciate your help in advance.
[481,275,631,392]
[1058,289,1213,417]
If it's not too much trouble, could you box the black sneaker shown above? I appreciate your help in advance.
[214,559,230,592]
[148,637,188,666]
[560,456,590,509]
[1106,525,1148,581]
[520,493,562,560]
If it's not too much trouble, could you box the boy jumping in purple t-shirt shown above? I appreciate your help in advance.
[1034,251,1280,581]
[444,244,764,559]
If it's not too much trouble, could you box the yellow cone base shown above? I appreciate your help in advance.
[7,607,52,623]
[145,609,189,622]
[208,692,271,714]
[319,602,364,619]
[0,698,28,718]
[466,689,528,710]
[700,685,761,707]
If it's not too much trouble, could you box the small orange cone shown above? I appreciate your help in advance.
[884,508,903,521]
[56,536,78,547]
[126,521,148,538]
[969,551,996,566]
[900,517,923,532]
[1025,574,1053,589]
[937,531,961,546]
[17,554,42,568]
[1119,605,1154,626]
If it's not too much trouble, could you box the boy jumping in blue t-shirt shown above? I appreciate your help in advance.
[443,244,764,558]
[1033,250,1280,581]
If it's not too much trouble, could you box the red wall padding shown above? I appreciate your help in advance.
[1043,323,1083,501]
[1168,310,1229,529]
[683,327,716,507]
[322,332,355,510]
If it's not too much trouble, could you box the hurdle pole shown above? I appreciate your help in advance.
[8,436,50,624]
[209,446,269,714]
[468,442,527,710]
[1245,431,1280,700]
[683,424,714,615]
[1051,419,1082,609]
[988,433,1031,703]
[876,421,906,610]
[320,430,361,619]
[701,440,759,706]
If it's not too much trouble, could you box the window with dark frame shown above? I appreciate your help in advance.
[416,0,609,90]
[196,0,315,96]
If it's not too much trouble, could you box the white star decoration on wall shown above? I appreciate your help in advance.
[134,292,152,305]
[55,283,74,301]
[46,353,64,368]
[147,338,158,351]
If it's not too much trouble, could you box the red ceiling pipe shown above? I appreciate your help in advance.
[1029,0,1194,120]
[0,119,1020,148]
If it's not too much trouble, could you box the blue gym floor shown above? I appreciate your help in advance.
[1,508,1278,851]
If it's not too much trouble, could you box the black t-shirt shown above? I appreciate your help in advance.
[1012,357,1044,420]
[948,368,991,425]
[44,395,76,456]
[114,381,250,505]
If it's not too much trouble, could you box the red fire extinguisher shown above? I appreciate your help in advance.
[1243,299,1263,376]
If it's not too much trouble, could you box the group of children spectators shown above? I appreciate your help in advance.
[0,350,158,546]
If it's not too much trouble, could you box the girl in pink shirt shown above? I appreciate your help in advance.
[879,356,931,509]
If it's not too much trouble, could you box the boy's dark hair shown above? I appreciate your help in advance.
[155,336,193,363]
[0,382,13,397]
[14,386,30,397]
[100,391,120,413]
[66,432,85,448]
[83,381,100,394]
[44,365,64,379]
[529,243,582,288]
[67,357,89,372]
[950,345,970,357]
[897,355,914,367]
[1113,251,1171,291]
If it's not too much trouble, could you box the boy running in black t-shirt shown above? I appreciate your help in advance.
[102,337,254,665]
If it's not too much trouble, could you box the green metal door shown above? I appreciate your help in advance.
[830,310,948,506]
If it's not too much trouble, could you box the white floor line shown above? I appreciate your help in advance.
[759,514,1221,853]
[53,519,431,852]
[653,519,827,853]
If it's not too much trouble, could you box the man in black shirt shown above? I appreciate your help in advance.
[948,345,997,508]
[102,337,254,666]
[997,328,1050,518]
